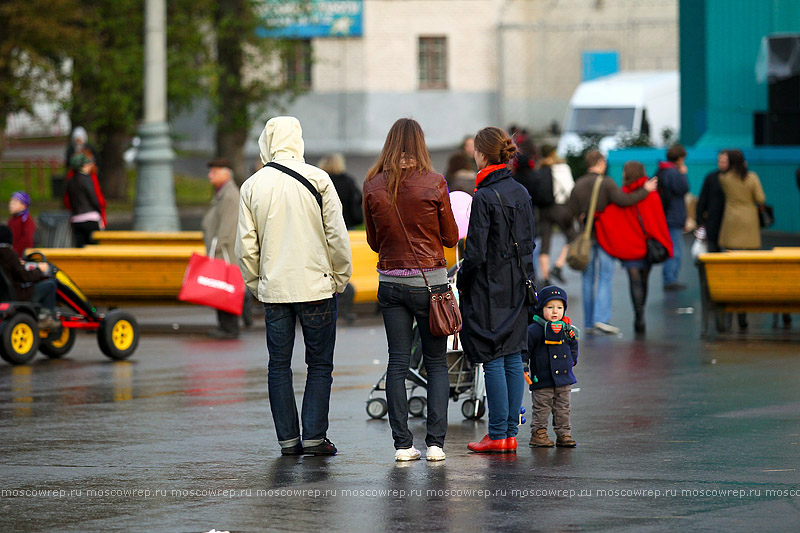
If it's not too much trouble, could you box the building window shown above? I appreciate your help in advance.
[419,36,447,90]
[284,40,312,90]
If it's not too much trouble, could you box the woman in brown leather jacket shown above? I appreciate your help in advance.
[363,118,459,462]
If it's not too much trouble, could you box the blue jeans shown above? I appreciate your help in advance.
[582,242,614,328]
[32,279,57,312]
[483,353,524,440]
[377,282,449,449]
[263,297,337,448]
[663,227,683,286]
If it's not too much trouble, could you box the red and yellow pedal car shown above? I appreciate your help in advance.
[0,253,139,365]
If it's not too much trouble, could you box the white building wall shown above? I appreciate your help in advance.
[172,0,679,158]
[282,0,502,155]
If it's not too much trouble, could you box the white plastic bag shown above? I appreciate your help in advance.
[691,238,708,259]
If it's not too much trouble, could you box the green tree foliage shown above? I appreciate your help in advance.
[0,0,81,158]
[211,0,310,183]
[69,0,210,198]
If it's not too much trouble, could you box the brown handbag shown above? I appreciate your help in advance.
[393,204,462,344]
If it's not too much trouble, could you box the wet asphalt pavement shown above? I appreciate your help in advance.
[2,234,800,532]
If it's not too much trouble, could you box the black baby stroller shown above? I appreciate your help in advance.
[365,263,486,421]
[365,326,486,421]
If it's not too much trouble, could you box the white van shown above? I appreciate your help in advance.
[556,71,680,157]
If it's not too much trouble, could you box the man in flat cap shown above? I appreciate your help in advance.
[202,157,244,339]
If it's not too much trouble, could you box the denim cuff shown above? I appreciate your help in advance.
[279,437,300,448]
[302,438,323,448]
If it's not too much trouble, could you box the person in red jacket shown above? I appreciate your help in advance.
[8,191,35,256]
[594,161,672,334]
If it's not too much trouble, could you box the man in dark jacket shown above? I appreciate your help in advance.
[656,144,690,290]
[568,150,657,334]
[696,150,728,253]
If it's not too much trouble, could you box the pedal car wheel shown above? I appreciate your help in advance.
[0,313,40,365]
[366,398,388,419]
[408,395,427,418]
[461,399,486,420]
[98,310,139,360]
[40,326,76,358]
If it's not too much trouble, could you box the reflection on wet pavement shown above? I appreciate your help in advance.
[2,252,800,530]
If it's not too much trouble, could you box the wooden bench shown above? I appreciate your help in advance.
[33,245,205,306]
[32,231,458,306]
[696,250,800,338]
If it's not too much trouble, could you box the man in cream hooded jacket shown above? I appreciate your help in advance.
[236,116,352,456]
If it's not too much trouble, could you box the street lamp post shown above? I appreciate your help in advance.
[134,0,179,231]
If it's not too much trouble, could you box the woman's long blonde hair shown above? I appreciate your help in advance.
[366,118,433,202]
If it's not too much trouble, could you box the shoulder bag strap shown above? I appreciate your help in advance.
[392,202,432,291]
[491,188,524,270]
[266,161,323,210]
[267,161,336,277]
[492,188,537,299]
[583,175,604,238]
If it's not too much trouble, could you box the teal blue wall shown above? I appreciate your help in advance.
[679,0,800,147]
[678,0,706,145]
[607,147,800,233]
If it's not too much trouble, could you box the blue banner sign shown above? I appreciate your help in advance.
[258,0,363,38]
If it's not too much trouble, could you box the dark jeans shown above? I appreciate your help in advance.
[217,309,239,335]
[377,282,449,449]
[72,221,100,248]
[484,353,524,440]
[263,297,337,448]
[33,278,57,312]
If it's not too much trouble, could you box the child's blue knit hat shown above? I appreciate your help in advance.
[536,285,568,313]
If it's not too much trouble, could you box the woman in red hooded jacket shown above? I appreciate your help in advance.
[594,161,672,334]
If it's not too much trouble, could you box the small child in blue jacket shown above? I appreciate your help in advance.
[524,285,579,447]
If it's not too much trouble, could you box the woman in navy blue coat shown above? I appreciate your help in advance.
[458,127,536,454]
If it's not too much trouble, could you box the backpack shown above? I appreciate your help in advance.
[531,167,555,207]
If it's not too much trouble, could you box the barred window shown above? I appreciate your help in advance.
[284,40,312,90]
[419,36,447,90]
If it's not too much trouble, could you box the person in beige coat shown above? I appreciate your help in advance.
[201,157,243,339]
[236,116,352,456]
[718,149,766,251]
[718,149,766,330]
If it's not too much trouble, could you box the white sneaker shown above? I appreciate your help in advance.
[395,446,421,462]
[593,322,620,335]
[426,445,446,461]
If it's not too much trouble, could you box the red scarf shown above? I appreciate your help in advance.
[475,163,508,190]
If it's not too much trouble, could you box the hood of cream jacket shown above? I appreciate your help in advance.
[235,116,352,303]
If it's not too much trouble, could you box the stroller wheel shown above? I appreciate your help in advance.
[408,396,427,418]
[461,399,486,420]
[366,398,388,419]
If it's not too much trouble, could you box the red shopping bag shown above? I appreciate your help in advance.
[178,253,245,315]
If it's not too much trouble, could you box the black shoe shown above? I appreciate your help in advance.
[550,266,566,283]
[281,443,303,456]
[663,283,686,292]
[206,328,239,340]
[302,438,337,456]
